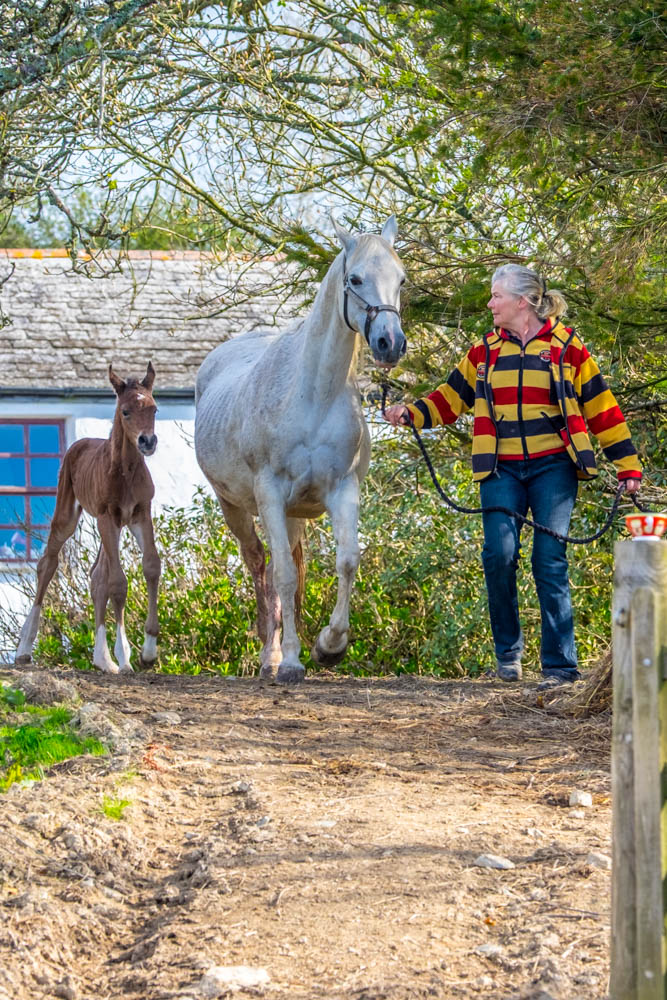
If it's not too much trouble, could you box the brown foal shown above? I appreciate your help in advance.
[16,362,161,674]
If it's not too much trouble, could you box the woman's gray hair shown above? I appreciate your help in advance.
[492,263,567,321]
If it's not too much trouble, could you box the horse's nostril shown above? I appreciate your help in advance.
[400,339,407,356]
[377,337,389,352]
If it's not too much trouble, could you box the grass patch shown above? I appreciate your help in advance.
[0,683,106,792]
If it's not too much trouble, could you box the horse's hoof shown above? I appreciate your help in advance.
[276,664,305,684]
[15,653,32,667]
[311,639,347,668]
[259,663,277,681]
[119,664,134,674]
[95,661,120,675]
[139,654,157,670]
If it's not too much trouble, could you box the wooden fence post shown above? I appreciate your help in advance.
[611,537,667,1000]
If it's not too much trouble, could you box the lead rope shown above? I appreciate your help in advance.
[380,382,644,546]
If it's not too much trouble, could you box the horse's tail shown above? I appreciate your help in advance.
[292,538,306,631]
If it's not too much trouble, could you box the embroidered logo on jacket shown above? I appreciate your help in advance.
[539,350,551,363]
[476,363,486,379]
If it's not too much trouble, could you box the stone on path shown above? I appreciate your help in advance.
[72,702,148,752]
[474,853,516,870]
[15,671,78,705]
[569,789,593,808]
[585,852,611,870]
[150,711,182,725]
[197,965,270,996]
[474,942,504,958]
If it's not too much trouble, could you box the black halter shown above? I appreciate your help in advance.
[342,256,401,345]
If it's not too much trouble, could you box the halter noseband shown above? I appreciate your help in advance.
[342,255,401,345]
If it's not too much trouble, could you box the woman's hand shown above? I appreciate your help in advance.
[622,477,642,495]
[383,404,411,427]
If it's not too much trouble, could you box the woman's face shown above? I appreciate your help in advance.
[487,281,523,330]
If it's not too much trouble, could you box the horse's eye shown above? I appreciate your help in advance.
[122,409,130,418]
[400,276,406,286]
[349,275,362,286]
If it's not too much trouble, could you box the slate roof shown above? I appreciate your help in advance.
[0,249,297,391]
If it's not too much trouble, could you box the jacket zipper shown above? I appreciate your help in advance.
[556,330,588,471]
[483,334,501,473]
[518,345,529,459]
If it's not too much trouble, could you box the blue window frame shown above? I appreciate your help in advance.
[0,420,65,561]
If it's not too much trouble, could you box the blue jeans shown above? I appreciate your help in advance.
[479,454,579,671]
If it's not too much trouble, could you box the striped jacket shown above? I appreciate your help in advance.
[406,320,642,483]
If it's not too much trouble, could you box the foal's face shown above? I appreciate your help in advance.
[109,362,158,456]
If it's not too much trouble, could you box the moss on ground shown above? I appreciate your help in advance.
[0,683,106,791]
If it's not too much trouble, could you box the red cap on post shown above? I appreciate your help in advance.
[625,513,667,540]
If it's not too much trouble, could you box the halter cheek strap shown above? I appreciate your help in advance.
[342,254,401,345]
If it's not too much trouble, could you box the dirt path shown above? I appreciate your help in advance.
[0,670,612,1000]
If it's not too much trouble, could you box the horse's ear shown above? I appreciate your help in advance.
[109,364,126,396]
[141,361,155,391]
[381,215,398,247]
[331,216,357,256]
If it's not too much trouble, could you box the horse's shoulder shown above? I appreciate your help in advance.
[65,437,108,466]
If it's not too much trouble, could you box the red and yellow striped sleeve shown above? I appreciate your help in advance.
[572,343,642,480]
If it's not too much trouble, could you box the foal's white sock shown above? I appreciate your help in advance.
[16,604,42,663]
[141,633,158,663]
[94,626,120,674]
[114,624,133,673]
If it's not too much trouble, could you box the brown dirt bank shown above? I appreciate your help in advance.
[0,670,612,1000]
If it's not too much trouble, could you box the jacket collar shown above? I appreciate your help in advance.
[496,318,553,342]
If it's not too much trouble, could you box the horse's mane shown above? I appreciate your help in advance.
[348,335,363,378]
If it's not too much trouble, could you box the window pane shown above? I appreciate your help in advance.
[29,458,60,488]
[29,425,60,454]
[0,495,25,525]
[30,495,57,525]
[29,529,49,558]
[0,424,24,454]
[0,457,26,486]
[0,527,27,559]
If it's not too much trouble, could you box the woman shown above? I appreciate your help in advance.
[384,264,642,685]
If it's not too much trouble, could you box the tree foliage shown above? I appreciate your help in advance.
[1,2,664,430]
[0,1,665,669]
[1,3,663,322]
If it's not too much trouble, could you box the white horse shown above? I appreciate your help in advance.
[194,216,406,683]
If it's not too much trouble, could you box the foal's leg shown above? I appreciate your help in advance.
[128,508,161,666]
[16,466,82,665]
[216,496,275,676]
[312,474,361,667]
[96,514,132,673]
[90,545,120,674]
[256,479,304,683]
